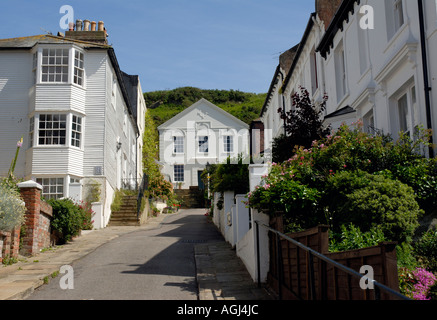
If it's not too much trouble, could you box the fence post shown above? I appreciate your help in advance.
[256,221,261,288]
[276,233,283,300]
[308,252,316,300]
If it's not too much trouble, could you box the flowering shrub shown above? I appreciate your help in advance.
[77,200,95,231]
[248,123,424,239]
[399,267,437,300]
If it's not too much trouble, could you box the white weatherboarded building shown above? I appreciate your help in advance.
[0,28,146,229]
[158,98,250,190]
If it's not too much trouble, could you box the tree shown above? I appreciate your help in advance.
[273,87,330,163]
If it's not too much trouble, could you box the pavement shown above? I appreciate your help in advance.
[0,210,275,301]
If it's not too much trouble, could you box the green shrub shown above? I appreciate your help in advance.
[329,224,387,253]
[248,178,321,231]
[414,229,437,273]
[48,198,83,244]
[0,182,26,231]
[396,242,419,270]
[324,170,422,242]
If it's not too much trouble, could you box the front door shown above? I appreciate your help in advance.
[198,171,205,190]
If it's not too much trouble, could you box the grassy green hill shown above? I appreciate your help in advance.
[144,87,267,127]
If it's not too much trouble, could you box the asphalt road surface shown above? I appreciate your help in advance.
[27,209,222,300]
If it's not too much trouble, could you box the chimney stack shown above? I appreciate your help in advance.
[64,19,108,45]
[316,0,343,30]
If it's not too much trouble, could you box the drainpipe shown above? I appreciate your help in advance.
[418,0,434,158]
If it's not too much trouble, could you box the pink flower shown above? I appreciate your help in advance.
[17,138,23,148]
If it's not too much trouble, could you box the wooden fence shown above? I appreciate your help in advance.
[267,216,400,300]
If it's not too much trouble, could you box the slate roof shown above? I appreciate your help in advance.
[0,34,110,49]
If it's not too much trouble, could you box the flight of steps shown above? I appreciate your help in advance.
[108,195,141,227]
[174,187,205,209]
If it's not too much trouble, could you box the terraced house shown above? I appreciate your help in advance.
[0,22,146,229]
[261,0,437,158]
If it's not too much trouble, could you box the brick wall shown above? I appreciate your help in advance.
[18,181,53,257]
[316,0,343,30]
[0,225,21,263]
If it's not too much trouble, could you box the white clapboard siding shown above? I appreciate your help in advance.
[0,51,32,177]
[34,84,86,115]
[83,51,107,177]
[30,147,84,176]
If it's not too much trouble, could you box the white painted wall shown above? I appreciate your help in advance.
[158,99,250,189]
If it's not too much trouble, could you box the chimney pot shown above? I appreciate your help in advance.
[68,22,74,31]
[83,20,90,31]
[91,21,97,31]
[98,21,104,31]
[76,19,83,31]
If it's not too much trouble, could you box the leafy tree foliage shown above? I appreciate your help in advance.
[273,87,331,163]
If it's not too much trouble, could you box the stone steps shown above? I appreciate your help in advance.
[108,195,140,227]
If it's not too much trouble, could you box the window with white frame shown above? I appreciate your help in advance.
[394,0,404,31]
[224,136,234,153]
[310,48,319,95]
[386,0,405,39]
[398,93,410,134]
[174,136,184,154]
[71,115,82,148]
[74,50,84,86]
[36,177,64,200]
[198,136,209,153]
[41,49,69,83]
[174,165,184,182]
[363,110,375,134]
[38,114,67,145]
[335,42,347,101]
[391,83,418,139]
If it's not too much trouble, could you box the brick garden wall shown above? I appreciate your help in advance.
[0,181,53,262]
[18,181,53,256]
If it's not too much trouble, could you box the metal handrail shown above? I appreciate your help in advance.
[255,221,410,301]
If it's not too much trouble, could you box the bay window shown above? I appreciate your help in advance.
[36,47,85,86]
[38,114,67,145]
[30,114,83,148]
[36,177,65,200]
[41,49,69,83]
[71,115,82,148]
[74,50,84,86]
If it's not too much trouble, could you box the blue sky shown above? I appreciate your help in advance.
[0,1,314,93]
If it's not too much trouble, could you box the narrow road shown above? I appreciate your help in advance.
[27,209,222,300]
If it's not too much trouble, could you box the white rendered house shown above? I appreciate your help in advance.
[158,98,250,190]
[0,26,146,228]
[261,0,437,157]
